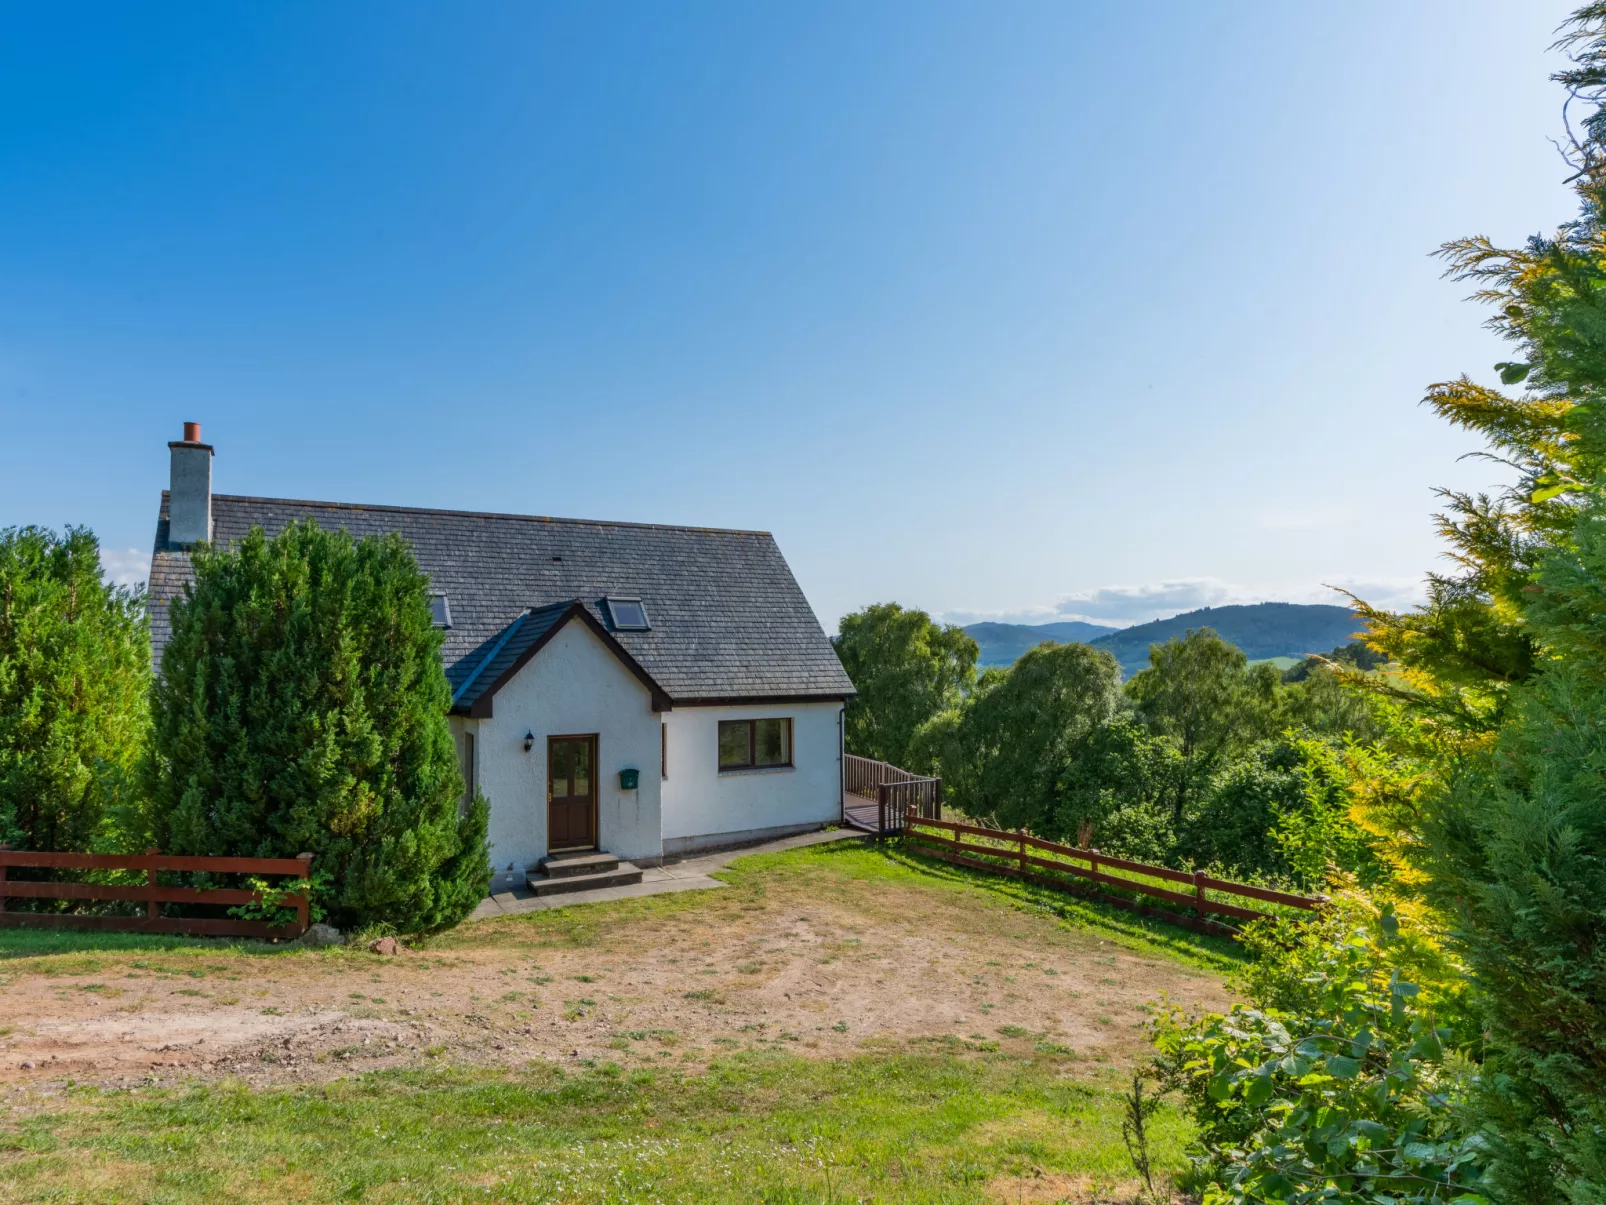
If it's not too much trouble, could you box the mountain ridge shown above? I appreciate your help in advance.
[964,602,1363,676]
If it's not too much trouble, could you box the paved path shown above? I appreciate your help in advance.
[468,826,862,920]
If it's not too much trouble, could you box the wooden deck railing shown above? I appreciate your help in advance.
[0,848,315,940]
[844,753,941,835]
[877,777,941,835]
[902,811,1321,937]
[844,754,918,798]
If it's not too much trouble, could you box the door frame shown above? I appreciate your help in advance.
[547,733,600,853]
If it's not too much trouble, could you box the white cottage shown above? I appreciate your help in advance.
[146,425,855,895]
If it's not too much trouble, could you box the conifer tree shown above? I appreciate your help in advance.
[145,520,489,932]
[1352,7,1606,1198]
[0,526,149,851]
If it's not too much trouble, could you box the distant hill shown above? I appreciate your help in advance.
[964,603,1363,677]
[965,620,1122,668]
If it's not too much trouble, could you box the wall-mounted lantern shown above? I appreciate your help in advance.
[523,731,535,753]
[619,768,640,791]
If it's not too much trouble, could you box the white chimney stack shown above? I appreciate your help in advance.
[167,421,213,547]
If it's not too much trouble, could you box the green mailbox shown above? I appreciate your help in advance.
[619,768,640,791]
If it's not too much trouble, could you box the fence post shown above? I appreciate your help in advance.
[1089,847,1099,880]
[295,853,313,933]
[1193,869,1207,917]
[933,778,942,821]
[1017,830,1027,873]
[0,843,8,915]
[878,783,888,836]
[145,848,160,921]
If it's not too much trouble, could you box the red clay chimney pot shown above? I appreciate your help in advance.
[183,421,201,443]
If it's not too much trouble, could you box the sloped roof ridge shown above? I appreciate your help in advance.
[450,606,534,708]
[167,491,773,538]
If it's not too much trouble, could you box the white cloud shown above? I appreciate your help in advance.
[100,548,149,590]
[940,575,1429,628]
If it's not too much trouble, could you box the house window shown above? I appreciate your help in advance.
[430,594,453,628]
[661,723,668,778]
[718,718,792,771]
[605,596,650,630]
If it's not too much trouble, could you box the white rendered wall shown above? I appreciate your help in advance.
[469,621,665,886]
[660,701,844,851]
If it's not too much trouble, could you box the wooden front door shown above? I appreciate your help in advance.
[547,735,598,851]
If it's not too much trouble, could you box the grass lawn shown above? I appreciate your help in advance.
[0,838,1239,1203]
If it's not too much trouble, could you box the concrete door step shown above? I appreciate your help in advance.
[527,859,642,896]
[537,851,621,879]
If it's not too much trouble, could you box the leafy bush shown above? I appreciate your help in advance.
[144,520,490,933]
[1175,740,1305,880]
[1050,713,1179,858]
[1156,901,1484,1204]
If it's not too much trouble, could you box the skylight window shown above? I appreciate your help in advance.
[606,596,650,631]
[429,594,452,629]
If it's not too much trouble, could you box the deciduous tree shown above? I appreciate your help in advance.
[1125,628,1273,823]
[833,602,977,770]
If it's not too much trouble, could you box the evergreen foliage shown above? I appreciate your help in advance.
[1424,495,1606,1202]
[144,520,489,933]
[832,602,977,771]
[0,526,149,851]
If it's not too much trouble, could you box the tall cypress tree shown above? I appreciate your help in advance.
[1349,8,1606,1198]
[0,526,149,851]
[1430,494,1606,1203]
[145,520,489,932]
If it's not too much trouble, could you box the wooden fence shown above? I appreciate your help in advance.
[0,848,315,940]
[902,811,1321,937]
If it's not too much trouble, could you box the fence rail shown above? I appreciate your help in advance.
[0,847,314,940]
[901,811,1321,937]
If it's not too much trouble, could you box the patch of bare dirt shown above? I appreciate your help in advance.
[984,1172,1184,1203]
[0,861,1231,1090]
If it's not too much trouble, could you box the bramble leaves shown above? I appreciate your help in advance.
[1155,910,1484,1204]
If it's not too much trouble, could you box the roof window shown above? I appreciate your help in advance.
[429,594,453,629]
[606,596,650,631]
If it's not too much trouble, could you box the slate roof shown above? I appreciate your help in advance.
[148,493,855,706]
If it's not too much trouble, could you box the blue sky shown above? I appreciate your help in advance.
[0,1,1583,629]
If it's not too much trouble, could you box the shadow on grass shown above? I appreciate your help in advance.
[722,835,1246,973]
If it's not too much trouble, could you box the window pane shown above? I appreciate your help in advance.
[755,718,790,767]
[719,721,752,768]
[573,741,590,797]
[609,598,648,629]
[550,741,568,799]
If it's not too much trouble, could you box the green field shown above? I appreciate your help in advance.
[0,839,1237,1203]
